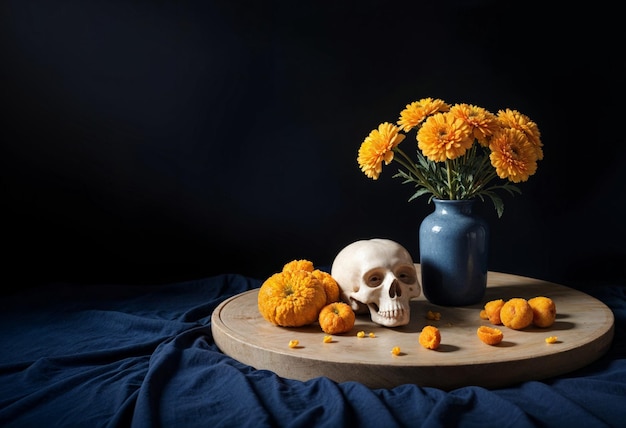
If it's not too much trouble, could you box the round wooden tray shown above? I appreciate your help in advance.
[211,266,614,390]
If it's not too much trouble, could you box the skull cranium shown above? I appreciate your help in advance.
[330,238,421,327]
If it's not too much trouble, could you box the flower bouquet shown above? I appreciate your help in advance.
[357,97,543,217]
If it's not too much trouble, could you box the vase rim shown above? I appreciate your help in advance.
[432,198,475,203]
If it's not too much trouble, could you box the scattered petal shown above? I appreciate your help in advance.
[545,336,558,344]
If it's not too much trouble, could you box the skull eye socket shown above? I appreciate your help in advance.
[364,265,416,288]
[395,266,417,285]
[364,270,385,288]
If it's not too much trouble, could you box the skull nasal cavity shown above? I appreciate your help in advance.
[389,282,402,298]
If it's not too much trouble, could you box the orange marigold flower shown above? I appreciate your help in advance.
[417,112,473,162]
[418,325,441,350]
[257,270,327,327]
[449,103,499,146]
[483,299,505,325]
[489,128,538,183]
[397,97,450,132]
[282,259,315,273]
[357,122,406,180]
[318,302,355,334]
[311,269,340,305]
[497,108,543,160]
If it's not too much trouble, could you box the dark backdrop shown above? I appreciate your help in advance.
[2,0,624,291]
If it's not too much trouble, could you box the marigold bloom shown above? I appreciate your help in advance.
[449,104,499,146]
[417,112,473,162]
[318,302,355,334]
[418,325,441,350]
[528,296,557,328]
[489,128,538,183]
[357,122,405,179]
[497,108,543,160]
[483,299,505,325]
[312,269,340,305]
[282,259,315,273]
[257,270,327,327]
[499,298,533,330]
[397,97,450,132]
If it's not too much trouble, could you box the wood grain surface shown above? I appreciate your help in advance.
[211,266,614,390]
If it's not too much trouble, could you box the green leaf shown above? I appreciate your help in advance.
[484,192,505,218]
[408,187,432,202]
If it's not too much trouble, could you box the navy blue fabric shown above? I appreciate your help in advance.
[1,276,625,427]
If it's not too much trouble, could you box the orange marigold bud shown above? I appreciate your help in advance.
[419,325,441,350]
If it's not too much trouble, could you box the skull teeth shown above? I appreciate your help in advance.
[378,308,406,319]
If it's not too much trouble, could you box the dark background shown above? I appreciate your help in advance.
[2,0,624,292]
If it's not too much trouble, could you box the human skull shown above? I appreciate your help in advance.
[330,238,421,327]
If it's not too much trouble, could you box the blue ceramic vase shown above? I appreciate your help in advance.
[419,198,489,306]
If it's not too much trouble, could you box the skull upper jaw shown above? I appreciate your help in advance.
[353,298,412,327]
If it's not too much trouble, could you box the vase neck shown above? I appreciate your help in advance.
[432,198,475,215]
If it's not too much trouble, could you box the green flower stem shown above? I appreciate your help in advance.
[458,146,494,198]
[446,159,454,199]
[394,147,442,198]
[464,153,491,196]
[470,169,498,195]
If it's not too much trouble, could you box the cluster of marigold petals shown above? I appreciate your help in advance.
[481,296,556,330]
[418,325,441,350]
[476,326,504,345]
[527,296,557,328]
[426,310,441,321]
[500,298,534,330]
[545,336,558,344]
[481,299,505,325]
[258,259,344,329]
[318,302,355,334]
[271,261,560,355]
